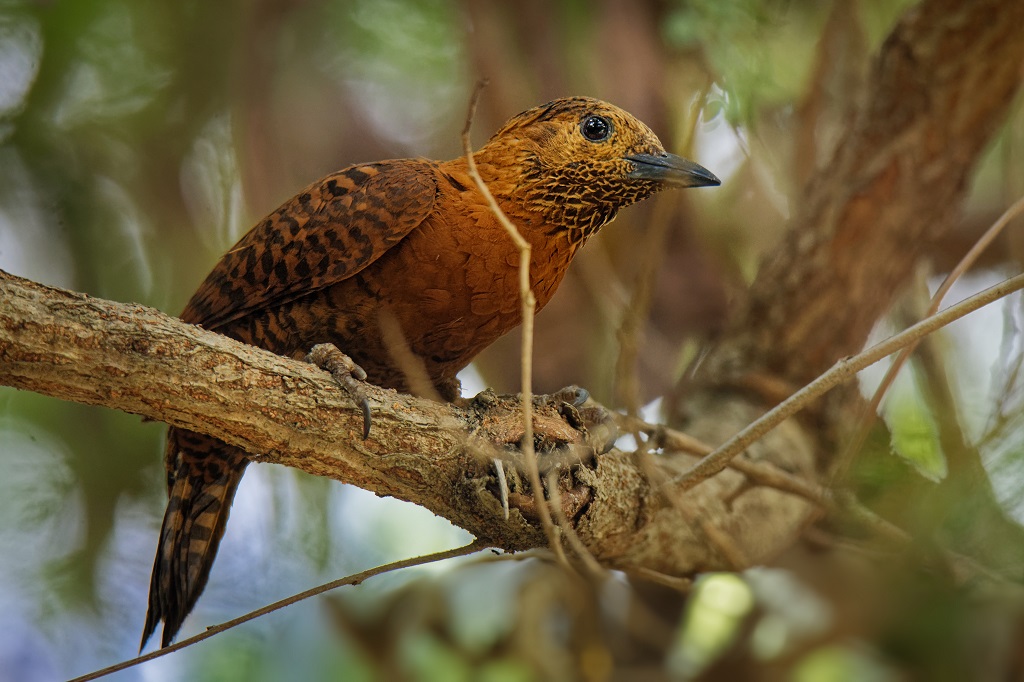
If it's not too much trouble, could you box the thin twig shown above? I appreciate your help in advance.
[545,470,606,580]
[838,196,1024,479]
[377,307,443,401]
[622,567,694,593]
[494,458,510,520]
[618,414,828,505]
[670,272,1024,491]
[828,491,1018,585]
[460,81,566,566]
[725,457,826,505]
[464,547,557,566]
[70,540,488,682]
[629,415,1015,586]
[614,182,676,420]
[615,84,711,420]
[697,514,749,569]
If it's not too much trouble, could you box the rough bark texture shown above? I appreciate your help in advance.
[0,0,1020,590]
[666,0,1024,501]
[707,0,1024,388]
[0,269,814,575]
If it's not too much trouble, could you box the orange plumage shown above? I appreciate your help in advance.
[143,96,719,648]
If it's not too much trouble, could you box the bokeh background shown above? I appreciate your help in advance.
[2,1,1023,680]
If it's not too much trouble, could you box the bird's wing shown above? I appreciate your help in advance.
[182,159,438,330]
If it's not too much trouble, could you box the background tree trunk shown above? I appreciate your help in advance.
[1,0,1023,679]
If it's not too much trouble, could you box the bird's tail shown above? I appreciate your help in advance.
[141,427,249,649]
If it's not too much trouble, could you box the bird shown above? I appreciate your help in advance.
[141,96,720,648]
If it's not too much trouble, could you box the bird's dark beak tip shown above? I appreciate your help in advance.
[626,153,721,189]
[695,170,722,188]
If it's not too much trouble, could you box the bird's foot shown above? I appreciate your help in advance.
[467,386,615,526]
[468,385,618,459]
[306,343,372,438]
[536,385,590,408]
[533,385,618,456]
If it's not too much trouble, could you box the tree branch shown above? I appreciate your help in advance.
[0,269,815,576]
[5,0,1018,598]
[713,0,1024,387]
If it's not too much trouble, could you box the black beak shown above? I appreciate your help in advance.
[625,152,721,188]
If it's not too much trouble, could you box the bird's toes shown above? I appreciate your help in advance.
[537,386,618,456]
[306,343,372,438]
[574,404,618,455]
[532,385,589,411]
[553,385,590,407]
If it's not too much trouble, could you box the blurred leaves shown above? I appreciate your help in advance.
[322,559,605,681]
[47,0,172,131]
[663,0,814,125]
[319,0,468,153]
[0,7,41,135]
[180,113,247,254]
[881,362,947,482]
[0,0,1023,680]
[669,573,754,677]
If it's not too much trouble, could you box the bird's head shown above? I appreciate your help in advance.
[475,96,719,240]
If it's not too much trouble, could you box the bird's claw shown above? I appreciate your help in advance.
[538,386,617,454]
[306,343,372,439]
[541,385,589,408]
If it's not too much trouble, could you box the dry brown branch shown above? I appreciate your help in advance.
[617,414,831,506]
[711,0,1024,389]
[838,196,1024,477]
[460,81,567,566]
[614,86,709,418]
[545,469,606,579]
[621,567,693,593]
[675,272,1024,491]
[69,539,487,682]
[4,9,1022,664]
[377,307,443,402]
[0,269,813,577]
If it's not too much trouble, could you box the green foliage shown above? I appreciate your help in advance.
[669,573,754,677]
[319,0,468,152]
[1,0,1023,679]
[663,0,817,125]
[882,363,947,482]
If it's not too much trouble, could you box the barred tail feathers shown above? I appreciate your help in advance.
[141,428,249,649]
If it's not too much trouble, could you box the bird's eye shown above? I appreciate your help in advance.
[581,115,611,142]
